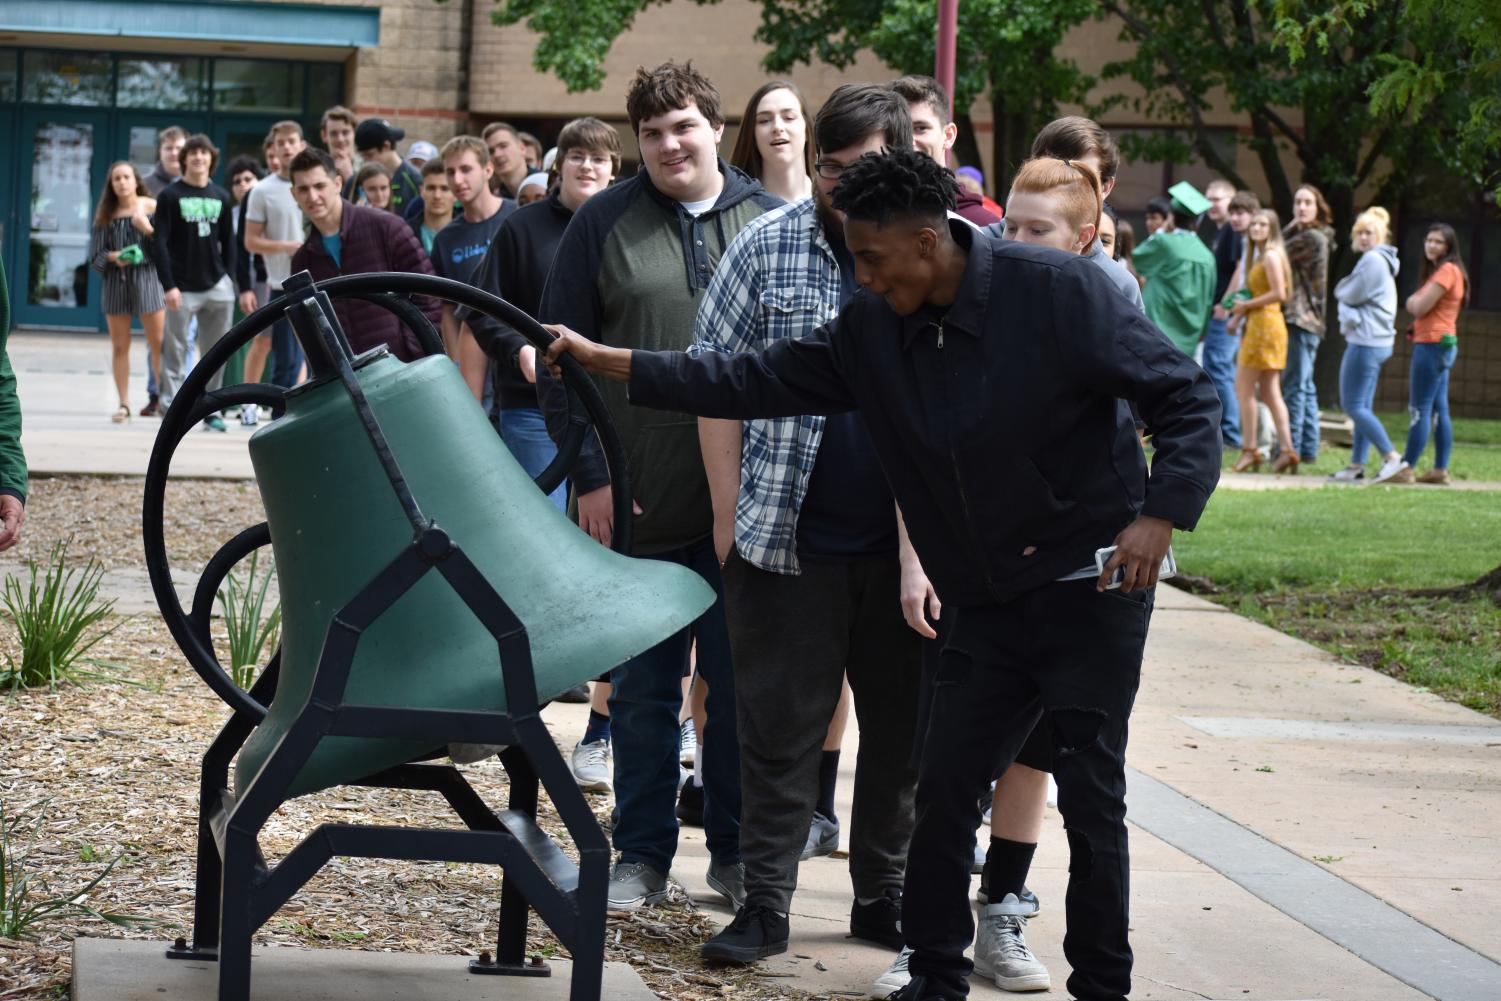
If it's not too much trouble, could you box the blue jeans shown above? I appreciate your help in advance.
[266,287,305,388]
[1283,326,1321,461]
[1402,343,1458,470]
[1201,317,1241,446]
[499,407,567,512]
[609,537,740,872]
[1339,342,1396,465]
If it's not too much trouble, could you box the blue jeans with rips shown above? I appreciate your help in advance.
[1201,316,1241,446]
[1402,342,1458,470]
[608,537,740,873]
[1283,326,1322,461]
[1339,342,1396,466]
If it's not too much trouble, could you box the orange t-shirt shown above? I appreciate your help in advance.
[1413,261,1465,343]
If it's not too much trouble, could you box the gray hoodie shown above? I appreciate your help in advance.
[1334,244,1400,347]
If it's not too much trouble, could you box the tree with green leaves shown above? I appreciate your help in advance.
[485,0,1095,193]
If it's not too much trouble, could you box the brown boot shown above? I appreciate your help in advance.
[1416,468,1451,485]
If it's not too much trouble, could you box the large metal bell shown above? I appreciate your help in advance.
[235,350,713,798]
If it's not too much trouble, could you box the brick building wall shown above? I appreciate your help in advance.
[1374,311,1501,420]
[339,0,470,145]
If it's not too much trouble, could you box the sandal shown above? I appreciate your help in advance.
[112,405,131,424]
[1230,447,1263,473]
[1271,451,1300,474]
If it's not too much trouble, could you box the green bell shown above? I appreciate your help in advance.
[235,351,713,798]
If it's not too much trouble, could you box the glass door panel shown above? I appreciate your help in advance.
[16,110,109,328]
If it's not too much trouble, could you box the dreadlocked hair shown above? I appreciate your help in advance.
[830,147,958,228]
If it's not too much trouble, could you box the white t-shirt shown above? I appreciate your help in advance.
[678,195,719,216]
[244,173,303,289]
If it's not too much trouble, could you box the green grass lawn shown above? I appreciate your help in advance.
[1220,409,1501,481]
[1175,486,1501,716]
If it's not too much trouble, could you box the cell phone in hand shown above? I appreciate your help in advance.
[1094,546,1177,590]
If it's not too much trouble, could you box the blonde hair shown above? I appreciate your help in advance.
[1008,157,1102,236]
[1248,208,1286,272]
[1352,206,1391,244]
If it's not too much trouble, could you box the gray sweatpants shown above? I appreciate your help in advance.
[161,274,234,410]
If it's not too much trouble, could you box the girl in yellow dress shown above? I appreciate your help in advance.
[1229,209,1298,472]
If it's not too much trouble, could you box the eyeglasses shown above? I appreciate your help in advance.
[814,160,848,180]
[564,152,612,169]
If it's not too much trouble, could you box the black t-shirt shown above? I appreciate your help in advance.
[794,222,898,560]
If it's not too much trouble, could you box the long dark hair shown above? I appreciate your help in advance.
[93,160,147,231]
[1420,223,1470,308]
[729,81,814,184]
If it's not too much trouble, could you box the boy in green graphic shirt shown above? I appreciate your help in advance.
[154,133,237,428]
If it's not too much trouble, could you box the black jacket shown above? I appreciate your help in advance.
[462,191,572,370]
[629,222,1222,606]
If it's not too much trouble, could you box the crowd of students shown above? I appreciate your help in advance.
[71,59,1475,1001]
[1107,176,1472,485]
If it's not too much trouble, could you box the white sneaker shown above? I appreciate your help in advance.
[870,945,912,997]
[240,405,259,427]
[679,718,698,766]
[1327,466,1365,482]
[972,894,1050,992]
[1371,458,1411,484]
[570,738,611,792]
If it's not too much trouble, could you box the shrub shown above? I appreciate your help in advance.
[217,549,281,690]
[1,540,120,691]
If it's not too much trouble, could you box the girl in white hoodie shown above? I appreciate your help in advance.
[1331,207,1407,484]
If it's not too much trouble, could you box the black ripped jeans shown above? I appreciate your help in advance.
[903,579,1151,1001]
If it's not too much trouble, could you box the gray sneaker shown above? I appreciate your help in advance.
[705,859,746,911]
[569,738,611,792]
[870,945,912,997]
[606,860,668,910]
[972,893,1050,992]
[801,811,840,860]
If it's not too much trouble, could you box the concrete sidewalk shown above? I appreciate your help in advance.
[1218,470,1501,491]
[11,330,254,480]
[557,582,1499,1000]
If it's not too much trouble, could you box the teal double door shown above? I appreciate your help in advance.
[7,109,283,330]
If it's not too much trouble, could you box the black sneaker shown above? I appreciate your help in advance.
[676,777,704,828]
[850,889,904,950]
[700,904,789,964]
[554,683,590,703]
[139,394,160,417]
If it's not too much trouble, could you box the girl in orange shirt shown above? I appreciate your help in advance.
[1398,224,1470,484]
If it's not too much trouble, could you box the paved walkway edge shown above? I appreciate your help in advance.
[1127,767,1501,1001]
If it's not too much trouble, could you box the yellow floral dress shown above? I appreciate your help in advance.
[1238,257,1289,370]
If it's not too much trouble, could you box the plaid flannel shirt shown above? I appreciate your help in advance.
[689,198,842,575]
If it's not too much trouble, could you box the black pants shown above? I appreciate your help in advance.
[904,579,1151,1001]
[722,549,922,912]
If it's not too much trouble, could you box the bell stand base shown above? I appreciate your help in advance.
[169,532,610,1001]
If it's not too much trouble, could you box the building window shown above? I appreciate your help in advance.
[22,50,112,106]
[118,56,206,111]
[0,49,17,103]
[308,63,344,112]
[213,59,305,113]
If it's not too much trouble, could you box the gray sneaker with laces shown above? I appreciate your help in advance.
[705,858,746,911]
[569,738,611,792]
[972,893,1050,992]
[607,860,669,910]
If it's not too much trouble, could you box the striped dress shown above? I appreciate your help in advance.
[89,216,166,316]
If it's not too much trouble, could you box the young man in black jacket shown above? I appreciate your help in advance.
[545,148,1222,1001]
[154,133,237,429]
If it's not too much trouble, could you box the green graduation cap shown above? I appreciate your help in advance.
[1168,180,1212,217]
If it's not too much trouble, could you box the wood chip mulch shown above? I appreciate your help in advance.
[0,477,821,1001]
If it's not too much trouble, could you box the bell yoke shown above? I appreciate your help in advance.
[143,270,708,1001]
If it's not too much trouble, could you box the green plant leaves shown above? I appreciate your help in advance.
[1,539,121,691]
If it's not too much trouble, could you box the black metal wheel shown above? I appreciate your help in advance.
[142,274,633,721]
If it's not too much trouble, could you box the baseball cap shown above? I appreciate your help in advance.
[355,118,405,152]
[407,140,439,164]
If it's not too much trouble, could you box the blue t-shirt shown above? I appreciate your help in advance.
[321,233,342,268]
